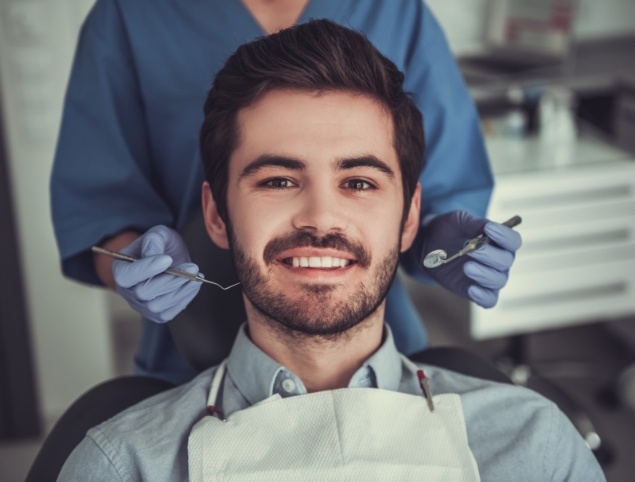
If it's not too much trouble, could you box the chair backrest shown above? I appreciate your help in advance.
[410,347,512,385]
[25,376,174,482]
[170,208,246,371]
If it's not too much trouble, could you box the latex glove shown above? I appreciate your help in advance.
[113,225,202,323]
[421,211,522,308]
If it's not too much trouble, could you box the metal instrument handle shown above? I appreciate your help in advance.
[90,246,240,290]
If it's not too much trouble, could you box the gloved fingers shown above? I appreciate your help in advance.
[113,255,173,288]
[463,261,509,290]
[467,285,498,308]
[453,211,489,237]
[483,222,522,252]
[122,281,200,323]
[174,262,200,277]
[133,263,200,300]
[140,226,172,257]
[421,211,520,309]
[467,244,514,271]
[133,273,190,301]
[162,228,192,264]
[119,235,144,257]
[141,225,192,264]
[421,211,487,259]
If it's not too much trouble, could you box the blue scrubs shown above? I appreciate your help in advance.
[51,0,492,384]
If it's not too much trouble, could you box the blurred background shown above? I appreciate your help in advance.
[0,0,634,480]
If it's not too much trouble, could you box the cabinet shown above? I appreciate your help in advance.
[470,136,635,339]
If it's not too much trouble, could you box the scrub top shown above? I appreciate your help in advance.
[51,0,493,385]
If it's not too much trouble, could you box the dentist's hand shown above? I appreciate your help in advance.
[421,211,522,308]
[113,225,202,323]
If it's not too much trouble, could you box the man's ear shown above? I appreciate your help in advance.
[202,181,230,249]
[400,183,421,252]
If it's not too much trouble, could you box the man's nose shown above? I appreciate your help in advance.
[291,185,346,234]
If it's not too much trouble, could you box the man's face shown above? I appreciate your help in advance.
[204,89,420,337]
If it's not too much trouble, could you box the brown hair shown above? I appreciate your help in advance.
[200,19,425,223]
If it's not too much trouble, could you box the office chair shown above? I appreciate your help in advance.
[26,209,512,482]
[495,334,616,466]
[25,376,175,482]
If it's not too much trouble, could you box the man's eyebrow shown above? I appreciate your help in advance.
[336,156,395,179]
[239,155,306,178]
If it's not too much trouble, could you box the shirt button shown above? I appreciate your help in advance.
[281,378,297,393]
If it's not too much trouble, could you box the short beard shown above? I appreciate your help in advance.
[226,225,400,341]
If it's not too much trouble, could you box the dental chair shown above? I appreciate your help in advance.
[26,210,511,482]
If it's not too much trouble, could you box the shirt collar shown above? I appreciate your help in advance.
[350,324,403,392]
[225,323,404,406]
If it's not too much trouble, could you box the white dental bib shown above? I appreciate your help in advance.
[188,358,480,481]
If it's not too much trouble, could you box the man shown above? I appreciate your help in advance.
[59,20,604,481]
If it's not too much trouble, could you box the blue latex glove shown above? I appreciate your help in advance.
[113,225,202,323]
[421,211,522,308]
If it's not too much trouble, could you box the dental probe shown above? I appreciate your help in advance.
[91,246,241,290]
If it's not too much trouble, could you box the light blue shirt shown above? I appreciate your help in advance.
[51,0,494,382]
[59,325,605,481]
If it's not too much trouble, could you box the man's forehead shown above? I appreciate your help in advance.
[230,89,399,174]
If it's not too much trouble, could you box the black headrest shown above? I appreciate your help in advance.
[170,208,246,372]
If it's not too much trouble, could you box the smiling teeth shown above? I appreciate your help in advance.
[291,256,350,268]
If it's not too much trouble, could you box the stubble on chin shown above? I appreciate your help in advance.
[230,235,400,343]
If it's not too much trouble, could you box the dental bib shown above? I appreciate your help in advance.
[188,358,480,481]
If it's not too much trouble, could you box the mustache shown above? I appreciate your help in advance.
[263,231,371,268]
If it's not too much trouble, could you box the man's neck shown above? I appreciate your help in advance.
[241,0,311,35]
[245,304,385,393]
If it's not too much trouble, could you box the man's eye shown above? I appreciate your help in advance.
[260,178,295,189]
[344,179,375,191]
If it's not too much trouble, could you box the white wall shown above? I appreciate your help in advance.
[0,0,113,423]
[426,0,489,55]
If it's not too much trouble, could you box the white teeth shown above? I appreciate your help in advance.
[288,256,351,268]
